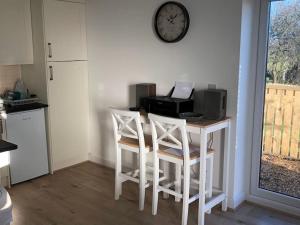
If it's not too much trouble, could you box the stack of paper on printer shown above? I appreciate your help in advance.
[171,81,194,99]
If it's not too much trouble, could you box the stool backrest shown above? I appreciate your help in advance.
[148,113,190,160]
[111,109,145,148]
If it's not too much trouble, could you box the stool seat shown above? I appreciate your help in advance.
[158,145,214,160]
[0,187,13,225]
[118,135,152,150]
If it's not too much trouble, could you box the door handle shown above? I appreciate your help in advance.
[48,43,52,58]
[49,66,54,81]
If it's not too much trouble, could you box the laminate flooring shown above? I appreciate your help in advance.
[7,162,300,225]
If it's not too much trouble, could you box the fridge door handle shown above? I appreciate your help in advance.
[48,43,53,58]
[49,66,54,81]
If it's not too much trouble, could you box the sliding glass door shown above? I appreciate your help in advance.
[251,0,300,211]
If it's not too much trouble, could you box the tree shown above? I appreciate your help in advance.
[267,1,300,85]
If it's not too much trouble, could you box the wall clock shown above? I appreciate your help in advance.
[154,1,190,43]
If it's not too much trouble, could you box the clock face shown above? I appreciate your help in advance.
[154,2,190,43]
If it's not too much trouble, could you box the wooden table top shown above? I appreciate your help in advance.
[186,117,230,128]
[140,110,230,129]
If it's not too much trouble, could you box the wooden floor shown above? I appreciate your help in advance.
[8,162,300,225]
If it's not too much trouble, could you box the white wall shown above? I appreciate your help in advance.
[86,0,242,208]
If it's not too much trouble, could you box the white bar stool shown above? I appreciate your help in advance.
[111,109,152,211]
[149,113,214,225]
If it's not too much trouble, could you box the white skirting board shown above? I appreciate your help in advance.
[88,153,114,169]
[228,191,247,209]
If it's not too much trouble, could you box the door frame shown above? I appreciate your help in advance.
[250,0,300,213]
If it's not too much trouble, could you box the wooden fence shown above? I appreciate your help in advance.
[263,84,300,159]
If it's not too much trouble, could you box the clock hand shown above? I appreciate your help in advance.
[170,14,177,20]
[168,17,174,24]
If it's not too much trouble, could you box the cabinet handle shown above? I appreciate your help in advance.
[0,119,3,135]
[49,66,54,81]
[48,43,53,58]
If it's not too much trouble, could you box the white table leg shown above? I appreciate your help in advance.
[198,129,207,225]
[206,155,213,214]
[222,122,231,211]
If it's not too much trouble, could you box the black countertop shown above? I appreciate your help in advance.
[0,140,18,153]
[4,103,48,114]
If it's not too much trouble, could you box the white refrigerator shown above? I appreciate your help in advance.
[5,108,49,184]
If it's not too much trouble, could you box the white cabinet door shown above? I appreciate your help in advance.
[44,0,87,61]
[6,109,49,184]
[0,0,33,65]
[47,61,89,170]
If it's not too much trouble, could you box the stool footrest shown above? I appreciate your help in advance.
[120,173,151,188]
[158,185,182,198]
[120,173,139,183]
[188,191,208,204]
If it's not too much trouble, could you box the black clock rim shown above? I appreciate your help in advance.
[154,1,190,43]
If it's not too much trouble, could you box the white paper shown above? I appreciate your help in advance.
[171,81,194,99]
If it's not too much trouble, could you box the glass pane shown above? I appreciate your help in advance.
[259,0,300,199]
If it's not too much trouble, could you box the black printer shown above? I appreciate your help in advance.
[142,86,194,117]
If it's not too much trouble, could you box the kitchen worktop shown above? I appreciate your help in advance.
[0,140,17,153]
[3,103,48,114]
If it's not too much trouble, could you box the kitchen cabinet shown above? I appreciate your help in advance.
[0,0,33,65]
[5,109,49,184]
[44,0,87,61]
[47,61,89,170]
